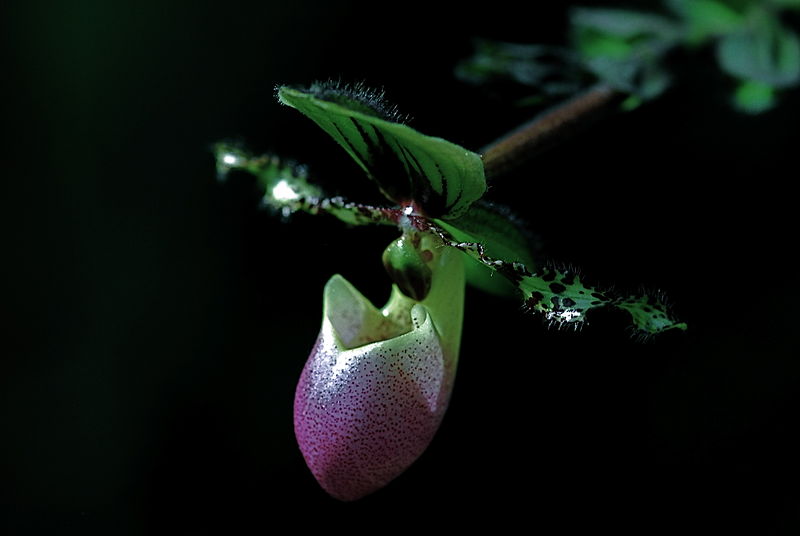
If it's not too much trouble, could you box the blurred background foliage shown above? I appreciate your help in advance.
[3,0,799,533]
[458,0,800,111]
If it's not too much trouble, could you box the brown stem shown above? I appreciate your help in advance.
[480,83,625,178]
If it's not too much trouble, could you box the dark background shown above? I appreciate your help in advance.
[3,0,799,533]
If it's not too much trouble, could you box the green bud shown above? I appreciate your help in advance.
[382,232,435,301]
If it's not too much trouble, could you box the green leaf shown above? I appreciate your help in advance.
[717,19,800,88]
[579,35,635,60]
[732,79,776,114]
[571,7,679,60]
[667,0,745,44]
[213,143,396,227]
[582,57,639,91]
[433,202,537,296]
[277,83,486,219]
[571,8,678,100]
[571,8,679,41]
[583,58,671,100]
[638,63,672,99]
[771,0,800,9]
[455,40,585,102]
[621,95,643,111]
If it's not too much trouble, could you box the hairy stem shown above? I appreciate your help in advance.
[480,83,625,178]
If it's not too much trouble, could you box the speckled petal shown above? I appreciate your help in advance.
[294,272,458,501]
[294,242,464,500]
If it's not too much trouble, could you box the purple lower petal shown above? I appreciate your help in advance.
[294,325,453,501]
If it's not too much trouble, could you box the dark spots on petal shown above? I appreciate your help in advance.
[561,272,576,286]
[541,270,556,282]
[562,297,576,308]
[293,320,450,501]
[549,282,566,294]
[527,291,545,307]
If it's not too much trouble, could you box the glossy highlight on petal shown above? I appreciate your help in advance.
[294,244,464,501]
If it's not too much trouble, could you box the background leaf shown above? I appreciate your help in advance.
[571,8,679,41]
[771,0,800,8]
[571,7,679,100]
[667,0,745,44]
[278,84,486,219]
[732,79,777,113]
[455,40,586,104]
[717,18,800,88]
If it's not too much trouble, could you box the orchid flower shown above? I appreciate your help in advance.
[214,80,686,500]
[295,233,463,501]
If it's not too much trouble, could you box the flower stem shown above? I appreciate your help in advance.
[480,83,625,178]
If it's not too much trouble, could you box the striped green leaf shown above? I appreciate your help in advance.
[277,83,486,219]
